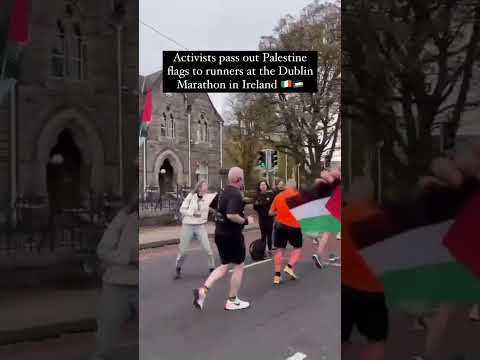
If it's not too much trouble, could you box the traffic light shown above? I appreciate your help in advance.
[271,151,278,168]
[256,151,266,168]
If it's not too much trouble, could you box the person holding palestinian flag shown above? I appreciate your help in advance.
[309,170,342,268]
[268,179,304,285]
[346,145,480,360]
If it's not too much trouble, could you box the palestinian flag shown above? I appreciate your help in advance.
[444,191,480,278]
[286,181,341,237]
[351,189,480,305]
[139,90,152,138]
[1,0,31,79]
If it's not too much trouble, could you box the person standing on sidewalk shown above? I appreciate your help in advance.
[193,166,255,311]
[174,180,217,279]
[274,180,285,196]
[91,192,138,360]
[269,179,303,285]
[253,180,274,257]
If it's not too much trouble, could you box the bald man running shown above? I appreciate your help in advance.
[193,166,254,311]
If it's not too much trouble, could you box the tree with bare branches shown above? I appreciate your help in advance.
[257,1,341,180]
[343,0,480,196]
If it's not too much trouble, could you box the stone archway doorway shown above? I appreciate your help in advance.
[46,128,85,209]
[37,108,105,207]
[152,149,184,192]
[158,158,175,195]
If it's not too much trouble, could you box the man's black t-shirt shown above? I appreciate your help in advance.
[214,185,245,235]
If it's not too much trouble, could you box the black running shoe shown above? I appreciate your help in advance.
[312,255,323,269]
[173,267,181,280]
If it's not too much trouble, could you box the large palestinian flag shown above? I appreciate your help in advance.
[139,90,152,139]
[1,0,30,102]
[351,190,480,306]
[286,181,341,237]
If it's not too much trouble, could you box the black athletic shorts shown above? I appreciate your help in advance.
[273,223,303,249]
[341,285,389,342]
[214,231,246,265]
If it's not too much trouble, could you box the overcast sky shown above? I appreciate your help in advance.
[139,0,316,116]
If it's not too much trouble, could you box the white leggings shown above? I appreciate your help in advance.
[176,224,215,269]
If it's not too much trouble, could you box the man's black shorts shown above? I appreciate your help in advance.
[214,231,246,265]
[273,223,303,249]
[341,285,388,342]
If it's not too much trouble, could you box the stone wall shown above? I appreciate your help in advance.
[139,73,223,193]
[0,0,138,210]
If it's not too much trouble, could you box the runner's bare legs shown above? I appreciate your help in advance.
[228,263,245,298]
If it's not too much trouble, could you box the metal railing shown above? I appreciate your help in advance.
[0,195,113,256]
[140,188,186,222]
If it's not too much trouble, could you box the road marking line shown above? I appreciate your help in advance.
[287,352,307,360]
[329,263,341,267]
[228,258,272,272]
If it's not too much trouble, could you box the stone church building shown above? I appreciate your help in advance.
[139,71,224,196]
[0,0,138,226]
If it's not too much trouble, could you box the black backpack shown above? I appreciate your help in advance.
[249,239,265,261]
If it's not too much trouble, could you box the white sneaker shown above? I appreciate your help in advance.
[224,297,250,311]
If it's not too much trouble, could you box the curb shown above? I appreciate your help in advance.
[0,318,97,346]
[139,226,260,250]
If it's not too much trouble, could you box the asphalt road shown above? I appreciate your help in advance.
[140,229,341,360]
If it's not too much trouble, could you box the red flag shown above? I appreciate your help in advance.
[7,0,30,43]
[443,191,480,278]
[142,90,152,124]
[326,185,341,221]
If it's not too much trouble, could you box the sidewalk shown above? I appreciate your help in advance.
[139,222,260,250]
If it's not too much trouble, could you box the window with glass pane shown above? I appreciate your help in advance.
[51,19,66,77]
[71,24,83,80]
[170,113,175,138]
[197,120,202,142]
[160,113,167,137]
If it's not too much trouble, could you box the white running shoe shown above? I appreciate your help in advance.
[224,297,250,311]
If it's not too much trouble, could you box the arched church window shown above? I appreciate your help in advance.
[51,19,66,77]
[51,9,87,80]
[199,113,208,143]
[71,24,86,80]
[160,112,167,137]
[170,113,175,138]
[197,120,202,143]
